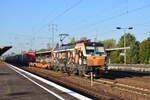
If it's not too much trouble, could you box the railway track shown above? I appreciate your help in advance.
[95,79,150,97]
[9,64,150,100]
[22,66,150,99]
[22,67,116,100]
[108,64,150,74]
[23,67,150,100]
[109,64,150,68]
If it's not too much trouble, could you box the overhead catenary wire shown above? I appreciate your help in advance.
[32,6,59,33]
[73,3,150,35]
[36,0,83,33]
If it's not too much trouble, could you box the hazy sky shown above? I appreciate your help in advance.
[1,0,150,53]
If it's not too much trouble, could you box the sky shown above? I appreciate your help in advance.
[0,0,150,53]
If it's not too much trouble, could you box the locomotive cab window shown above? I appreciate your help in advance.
[86,46,105,56]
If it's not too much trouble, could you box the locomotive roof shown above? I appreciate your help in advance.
[84,42,103,46]
[54,41,103,52]
[62,40,103,46]
[55,45,75,52]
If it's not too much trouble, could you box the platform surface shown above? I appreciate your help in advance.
[0,63,78,100]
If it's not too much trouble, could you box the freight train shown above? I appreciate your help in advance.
[5,52,36,65]
[5,40,129,77]
[30,40,107,76]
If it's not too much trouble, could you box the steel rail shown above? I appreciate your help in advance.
[95,79,150,97]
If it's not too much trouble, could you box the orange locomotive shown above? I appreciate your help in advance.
[49,40,107,76]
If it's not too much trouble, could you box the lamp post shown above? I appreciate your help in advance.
[116,27,133,64]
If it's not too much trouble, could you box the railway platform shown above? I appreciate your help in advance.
[0,63,80,100]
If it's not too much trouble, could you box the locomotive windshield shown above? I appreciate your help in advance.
[86,46,105,56]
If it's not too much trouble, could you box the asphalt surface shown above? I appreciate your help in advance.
[0,63,78,100]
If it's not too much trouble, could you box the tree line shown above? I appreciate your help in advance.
[100,33,150,64]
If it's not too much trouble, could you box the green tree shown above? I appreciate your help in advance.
[117,33,140,64]
[100,39,117,64]
[101,39,116,48]
[80,37,87,41]
[28,49,33,52]
[36,48,51,53]
[139,37,150,64]
[68,37,76,44]
[110,51,120,63]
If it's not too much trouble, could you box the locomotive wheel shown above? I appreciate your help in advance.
[66,67,71,76]
[59,64,66,72]
[53,65,57,71]
[71,64,78,75]
[53,64,60,71]
[66,64,77,75]
[77,65,86,76]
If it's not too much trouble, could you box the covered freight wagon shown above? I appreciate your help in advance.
[5,52,36,65]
